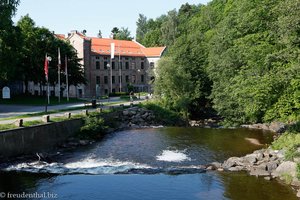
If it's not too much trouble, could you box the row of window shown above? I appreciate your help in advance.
[96,75,145,84]
[95,61,144,70]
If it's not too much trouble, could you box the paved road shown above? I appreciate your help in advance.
[0,97,125,119]
[0,97,147,125]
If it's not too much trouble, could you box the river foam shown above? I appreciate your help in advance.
[4,157,152,175]
[156,150,191,162]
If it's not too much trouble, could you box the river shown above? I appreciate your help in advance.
[0,127,297,199]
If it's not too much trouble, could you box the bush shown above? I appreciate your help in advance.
[78,116,108,139]
[272,131,300,160]
[140,101,184,126]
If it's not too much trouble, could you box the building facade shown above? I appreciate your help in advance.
[68,31,166,98]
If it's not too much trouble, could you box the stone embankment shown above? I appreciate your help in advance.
[118,106,159,129]
[189,119,220,128]
[208,148,300,197]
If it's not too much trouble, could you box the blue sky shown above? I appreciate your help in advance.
[13,0,211,38]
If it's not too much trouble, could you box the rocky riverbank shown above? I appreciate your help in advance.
[241,122,288,133]
[207,147,300,197]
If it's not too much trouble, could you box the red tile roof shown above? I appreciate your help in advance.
[55,34,66,40]
[142,47,166,57]
[90,37,165,57]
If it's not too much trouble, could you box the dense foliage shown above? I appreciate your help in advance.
[137,0,300,124]
[0,2,85,94]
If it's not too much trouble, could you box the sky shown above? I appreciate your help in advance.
[13,0,211,38]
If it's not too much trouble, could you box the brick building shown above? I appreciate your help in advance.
[68,31,166,98]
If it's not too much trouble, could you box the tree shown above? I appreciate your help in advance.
[0,0,21,83]
[17,15,86,94]
[114,27,133,41]
[136,14,148,43]
[161,9,178,46]
[111,27,119,39]
[97,30,102,38]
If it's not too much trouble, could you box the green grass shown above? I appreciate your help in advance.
[51,116,69,122]
[23,120,45,127]
[0,124,17,131]
[272,121,300,160]
[0,95,84,106]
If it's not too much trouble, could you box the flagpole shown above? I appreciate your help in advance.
[58,48,61,103]
[44,54,52,112]
[119,43,121,92]
[45,54,48,113]
[65,55,69,101]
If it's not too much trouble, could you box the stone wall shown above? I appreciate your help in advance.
[0,119,83,158]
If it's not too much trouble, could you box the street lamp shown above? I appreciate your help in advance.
[106,63,112,97]
[137,69,141,99]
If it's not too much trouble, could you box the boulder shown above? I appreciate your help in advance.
[291,178,300,187]
[228,166,244,171]
[141,113,149,119]
[272,161,296,178]
[269,122,287,133]
[122,110,129,116]
[222,157,243,169]
[266,161,279,172]
[79,140,90,146]
[211,162,222,169]
[297,190,300,198]
[243,154,258,164]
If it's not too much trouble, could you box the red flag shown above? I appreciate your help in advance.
[44,55,48,79]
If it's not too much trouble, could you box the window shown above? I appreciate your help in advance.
[105,89,108,94]
[125,57,129,60]
[96,56,100,60]
[141,62,144,69]
[112,76,115,84]
[132,75,136,83]
[141,57,145,60]
[112,61,115,70]
[141,75,144,83]
[104,61,108,70]
[96,61,100,69]
[125,75,129,83]
[96,76,100,84]
[150,62,155,68]
[104,76,108,84]
[125,62,129,70]
[104,57,108,60]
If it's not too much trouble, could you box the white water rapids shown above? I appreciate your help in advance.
[3,150,203,175]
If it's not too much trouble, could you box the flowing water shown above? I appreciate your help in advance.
[0,127,297,199]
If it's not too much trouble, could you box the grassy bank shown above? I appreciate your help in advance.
[272,122,300,160]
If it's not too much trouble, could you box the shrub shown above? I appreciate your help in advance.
[140,101,184,126]
[78,116,108,139]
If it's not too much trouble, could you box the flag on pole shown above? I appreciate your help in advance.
[111,43,115,59]
[44,54,49,80]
